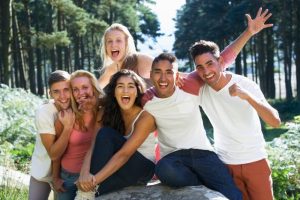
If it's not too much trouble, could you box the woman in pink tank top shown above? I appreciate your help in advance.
[53,70,104,200]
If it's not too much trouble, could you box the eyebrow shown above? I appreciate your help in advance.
[116,82,135,85]
[152,68,162,71]
[196,60,213,68]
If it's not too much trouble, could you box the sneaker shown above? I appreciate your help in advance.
[74,189,95,200]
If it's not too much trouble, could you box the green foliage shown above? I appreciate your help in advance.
[37,31,71,48]
[137,3,162,42]
[267,123,300,200]
[271,100,300,122]
[0,84,44,172]
[49,0,108,37]
[0,185,28,200]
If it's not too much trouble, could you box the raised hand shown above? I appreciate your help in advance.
[78,94,98,112]
[58,108,75,129]
[246,7,273,36]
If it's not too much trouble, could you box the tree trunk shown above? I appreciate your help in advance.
[74,35,80,70]
[47,6,56,71]
[266,28,275,98]
[23,0,36,93]
[283,44,293,101]
[56,10,63,70]
[1,0,13,86]
[80,36,85,69]
[253,40,258,83]
[13,8,27,89]
[242,48,248,77]
[64,46,71,72]
[295,0,300,101]
[276,44,282,100]
[281,0,294,101]
[257,33,266,93]
[86,36,91,71]
[235,54,242,75]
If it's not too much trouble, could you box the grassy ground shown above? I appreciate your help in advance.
[0,185,28,200]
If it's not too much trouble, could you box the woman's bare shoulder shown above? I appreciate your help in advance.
[136,53,153,77]
[137,53,153,62]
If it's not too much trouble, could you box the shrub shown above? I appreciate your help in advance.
[267,120,300,200]
[0,84,44,172]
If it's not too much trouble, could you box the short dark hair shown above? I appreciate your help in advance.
[48,70,70,88]
[189,40,220,61]
[152,52,178,70]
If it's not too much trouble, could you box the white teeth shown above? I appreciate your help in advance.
[159,83,167,86]
[206,74,214,79]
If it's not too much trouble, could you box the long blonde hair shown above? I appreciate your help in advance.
[100,23,137,69]
[70,70,104,131]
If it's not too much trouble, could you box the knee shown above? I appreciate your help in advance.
[155,159,189,187]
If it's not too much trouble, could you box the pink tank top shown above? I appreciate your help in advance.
[61,129,93,173]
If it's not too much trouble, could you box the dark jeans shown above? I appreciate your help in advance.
[155,149,242,200]
[90,127,155,196]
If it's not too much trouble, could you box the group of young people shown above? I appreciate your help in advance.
[29,7,280,200]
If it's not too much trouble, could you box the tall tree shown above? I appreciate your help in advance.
[0,0,13,85]
[266,28,275,98]
[295,0,300,100]
[279,0,294,101]
[12,4,27,89]
[22,0,36,94]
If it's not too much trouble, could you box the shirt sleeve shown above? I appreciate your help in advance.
[220,46,238,70]
[180,71,205,95]
[35,105,56,135]
[141,87,156,107]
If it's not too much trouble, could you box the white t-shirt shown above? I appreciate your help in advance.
[144,87,213,158]
[30,101,58,181]
[199,73,267,164]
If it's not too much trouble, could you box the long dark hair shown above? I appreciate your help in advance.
[101,69,146,135]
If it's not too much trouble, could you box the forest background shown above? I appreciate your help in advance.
[0,0,299,199]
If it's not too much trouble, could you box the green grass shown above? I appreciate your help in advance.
[0,185,28,200]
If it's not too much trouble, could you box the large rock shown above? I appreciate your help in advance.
[98,183,228,200]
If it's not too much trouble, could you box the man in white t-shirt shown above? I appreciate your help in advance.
[143,53,242,200]
[29,70,75,200]
[189,40,281,200]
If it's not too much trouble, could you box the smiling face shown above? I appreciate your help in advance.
[105,29,127,63]
[114,76,138,111]
[71,76,94,107]
[194,52,224,88]
[49,81,71,111]
[150,60,176,98]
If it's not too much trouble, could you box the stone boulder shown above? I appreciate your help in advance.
[98,183,228,200]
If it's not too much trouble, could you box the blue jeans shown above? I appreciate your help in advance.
[155,149,242,200]
[90,127,155,196]
[57,168,79,200]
